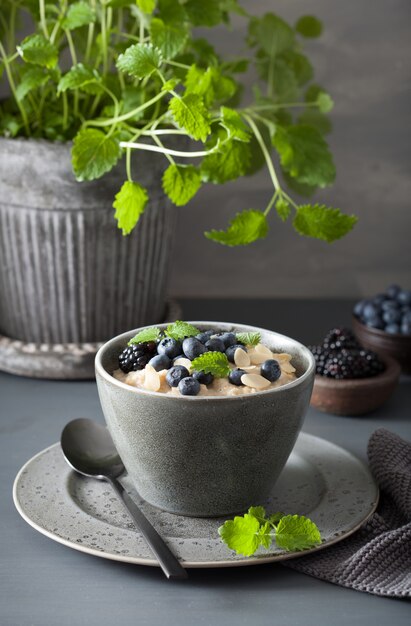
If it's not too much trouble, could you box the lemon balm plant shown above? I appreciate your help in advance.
[0,0,357,246]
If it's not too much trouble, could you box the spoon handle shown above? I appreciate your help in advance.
[108,477,188,580]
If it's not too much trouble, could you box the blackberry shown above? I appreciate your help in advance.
[322,348,385,380]
[308,345,335,376]
[322,327,360,351]
[118,344,149,373]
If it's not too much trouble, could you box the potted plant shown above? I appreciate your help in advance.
[0,1,356,351]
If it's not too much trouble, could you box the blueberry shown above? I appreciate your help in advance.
[205,337,226,352]
[402,311,411,324]
[386,284,401,299]
[148,354,171,371]
[362,302,381,320]
[157,337,182,359]
[196,332,213,344]
[365,316,384,330]
[178,377,201,396]
[260,359,281,382]
[192,370,214,385]
[382,309,401,325]
[401,321,411,335]
[398,289,411,305]
[381,299,400,311]
[219,332,237,348]
[385,324,400,334]
[182,337,206,360]
[226,344,247,363]
[165,365,189,387]
[353,299,367,317]
[228,368,246,386]
[372,293,388,305]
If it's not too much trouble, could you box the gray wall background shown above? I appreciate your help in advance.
[169,0,411,298]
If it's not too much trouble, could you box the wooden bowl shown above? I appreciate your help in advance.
[310,355,401,416]
[352,315,411,374]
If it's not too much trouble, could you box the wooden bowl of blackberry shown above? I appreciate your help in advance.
[308,327,401,416]
[352,283,411,374]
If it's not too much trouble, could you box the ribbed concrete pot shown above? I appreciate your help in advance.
[0,137,175,346]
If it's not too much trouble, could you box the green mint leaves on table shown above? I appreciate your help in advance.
[219,506,322,557]
[191,352,231,378]
[0,2,357,245]
[236,332,261,346]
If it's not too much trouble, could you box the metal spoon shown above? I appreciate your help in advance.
[60,418,187,580]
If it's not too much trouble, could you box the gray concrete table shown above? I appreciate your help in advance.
[1,299,410,626]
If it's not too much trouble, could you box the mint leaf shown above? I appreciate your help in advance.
[62,1,96,29]
[169,94,211,142]
[16,66,49,101]
[116,43,162,79]
[191,352,231,378]
[162,164,202,206]
[205,210,268,247]
[275,198,291,222]
[275,515,322,551]
[184,0,223,27]
[220,107,251,142]
[201,139,251,183]
[249,13,294,56]
[293,204,358,243]
[258,522,272,550]
[136,0,156,13]
[272,124,335,188]
[295,16,323,38]
[128,326,161,345]
[316,92,334,114]
[269,512,285,524]
[57,64,102,95]
[150,17,188,59]
[17,34,58,69]
[72,129,121,181]
[236,332,261,346]
[218,514,261,557]
[113,181,148,235]
[166,321,199,340]
[248,506,267,523]
[185,66,236,107]
[161,78,179,92]
[298,110,332,136]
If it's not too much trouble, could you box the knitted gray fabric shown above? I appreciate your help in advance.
[284,429,411,598]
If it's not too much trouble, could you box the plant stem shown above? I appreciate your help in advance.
[65,29,77,65]
[0,42,30,135]
[85,90,165,127]
[62,91,68,130]
[151,134,175,165]
[39,0,49,38]
[126,148,132,181]
[101,4,108,74]
[264,191,278,216]
[164,59,191,70]
[119,141,217,158]
[243,113,281,192]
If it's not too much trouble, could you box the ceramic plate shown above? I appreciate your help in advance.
[13,433,378,568]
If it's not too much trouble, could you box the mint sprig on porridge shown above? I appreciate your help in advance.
[115,322,297,396]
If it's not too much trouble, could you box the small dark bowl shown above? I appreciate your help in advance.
[352,315,411,374]
[310,355,401,416]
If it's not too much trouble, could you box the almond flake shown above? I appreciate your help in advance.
[254,343,273,358]
[281,361,296,374]
[234,347,251,367]
[240,373,271,389]
[249,349,267,365]
[274,352,292,362]
[173,357,192,371]
[144,364,161,391]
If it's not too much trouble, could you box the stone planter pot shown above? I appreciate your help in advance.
[0,137,175,347]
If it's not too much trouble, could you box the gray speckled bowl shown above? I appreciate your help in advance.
[95,322,315,517]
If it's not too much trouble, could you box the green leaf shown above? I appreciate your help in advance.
[57,64,102,95]
[15,66,49,101]
[185,66,236,107]
[236,332,261,346]
[220,107,251,142]
[206,210,268,247]
[298,110,332,136]
[62,1,96,29]
[136,0,156,13]
[275,515,322,551]
[250,13,294,56]
[316,92,334,114]
[162,164,202,206]
[258,522,272,550]
[157,0,187,23]
[17,34,58,69]
[113,181,149,235]
[295,16,323,39]
[169,94,211,142]
[248,506,267,523]
[161,78,179,92]
[218,514,262,557]
[272,124,336,188]
[269,512,285,524]
[293,204,358,243]
[201,139,251,184]
[128,326,161,345]
[165,321,200,341]
[184,0,223,27]
[150,17,188,59]
[275,198,291,222]
[72,129,122,182]
[116,43,162,79]
[191,352,231,378]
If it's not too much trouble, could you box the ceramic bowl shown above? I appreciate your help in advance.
[95,322,315,517]
[310,354,401,416]
[352,315,411,374]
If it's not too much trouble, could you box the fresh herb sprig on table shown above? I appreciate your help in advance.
[0,1,356,244]
[219,506,322,556]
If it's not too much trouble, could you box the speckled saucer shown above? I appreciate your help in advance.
[13,432,378,568]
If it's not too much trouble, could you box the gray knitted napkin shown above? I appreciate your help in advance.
[284,429,411,598]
